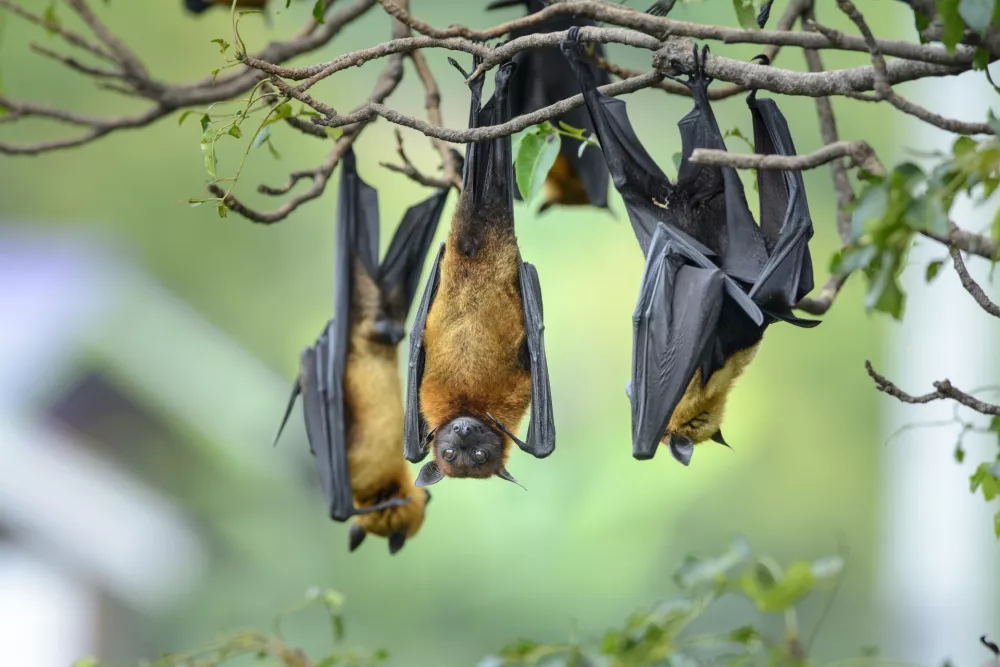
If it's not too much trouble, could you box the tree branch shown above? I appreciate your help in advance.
[689,140,885,175]
[866,361,1000,416]
[949,246,1000,318]
[836,0,993,135]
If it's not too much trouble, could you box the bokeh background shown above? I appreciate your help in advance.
[1,1,998,667]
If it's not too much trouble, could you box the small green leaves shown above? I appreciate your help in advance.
[252,124,272,150]
[740,561,815,612]
[325,126,343,140]
[673,534,750,589]
[71,658,101,667]
[732,0,757,30]
[228,124,242,139]
[925,259,945,282]
[43,1,59,36]
[512,123,561,204]
[970,462,999,501]
[959,0,998,35]
[955,444,966,463]
[200,113,212,132]
[211,38,231,55]
[994,510,1000,538]
[201,133,218,179]
[937,0,966,52]
[312,0,326,23]
[217,202,229,218]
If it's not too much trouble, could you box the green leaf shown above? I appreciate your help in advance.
[188,198,209,207]
[851,182,889,241]
[970,462,999,501]
[974,46,991,69]
[914,9,932,42]
[959,0,997,35]
[866,252,906,320]
[177,110,195,126]
[43,2,58,35]
[831,245,877,276]
[732,0,758,30]
[994,510,1000,538]
[673,534,751,589]
[937,0,966,52]
[728,626,760,645]
[210,38,231,55]
[210,68,221,84]
[953,135,978,157]
[312,0,325,23]
[72,659,100,667]
[325,127,343,140]
[513,128,561,203]
[905,196,949,235]
[228,124,242,139]
[200,113,211,132]
[926,259,945,282]
[252,124,272,150]
[740,561,816,612]
[955,444,966,462]
[201,134,218,179]
[267,138,282,160]
[217,202,228,218]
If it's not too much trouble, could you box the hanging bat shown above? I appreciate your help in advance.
[561,29,817,466]
[273,147,449,554]
[402,54,556,488]
[645,0,773,27]
[184,0,267,13]
[485,0,610,212]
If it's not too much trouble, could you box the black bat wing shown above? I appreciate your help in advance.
[674,68,768,286]
[517,260,555,457]
[746,94,818,327]
[631,223,726,459]
[561,31,670,253]
[403,242,445,463]
[377,187,450,323]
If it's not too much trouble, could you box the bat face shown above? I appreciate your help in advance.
[432,416,506,478]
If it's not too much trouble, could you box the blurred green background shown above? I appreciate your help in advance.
[0,1,975,666]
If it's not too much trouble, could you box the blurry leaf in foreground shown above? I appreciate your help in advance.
[739,560,815,612]
[673,534,751,589]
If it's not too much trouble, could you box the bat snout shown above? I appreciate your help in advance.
[372,319,406,346]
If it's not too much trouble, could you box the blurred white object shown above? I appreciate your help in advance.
[877,69,1000,666]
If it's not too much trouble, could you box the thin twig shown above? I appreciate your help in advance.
[836,0,993,135]
[380,129,454,189]
[796,275,849,315]
[949,246,1000,318]
[866,361,1000,416]
[409,50,460,190]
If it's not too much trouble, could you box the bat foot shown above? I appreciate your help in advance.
[664,44,713,89]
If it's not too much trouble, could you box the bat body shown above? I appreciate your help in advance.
[403,55,555,488]
[486,0,610,212]
[274,148,449,553]
[562,31,817,466]
[185,0,267,13]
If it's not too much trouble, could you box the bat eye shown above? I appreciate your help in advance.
[442,448,456,462]
[473,449,487,464]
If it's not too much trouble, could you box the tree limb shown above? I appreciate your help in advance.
[949,246,1000,318]
[866,361,1000,416]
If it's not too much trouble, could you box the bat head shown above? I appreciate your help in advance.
[370,314,407,346]
[414,416,521,485]
[349,485,430,555]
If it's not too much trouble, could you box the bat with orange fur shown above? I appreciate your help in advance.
[402,55,555,489]
[273,147,448,554]
[184,0,267,13]
[486,0,610,212]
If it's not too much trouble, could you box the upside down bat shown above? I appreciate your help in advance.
[561,30,817,466]
[646,0,773,28]
[485,0,610,212]
[273,147,449,553]
[402,54,556,488]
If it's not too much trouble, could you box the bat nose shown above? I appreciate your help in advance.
[373,319,406,345]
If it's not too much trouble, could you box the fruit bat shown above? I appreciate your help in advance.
[561,29,817,466]
[273,147,449,554]
[184,0,267,13]
[485,0,610,212]
[646,0,773,28]
[402,54,556,488]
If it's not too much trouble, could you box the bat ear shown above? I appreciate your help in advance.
[710,430,731,449]
[415,461,445,487]
[348,524,367,552]
[388,531,407,555]
[495,466,526,490]
[668,435,694,466]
